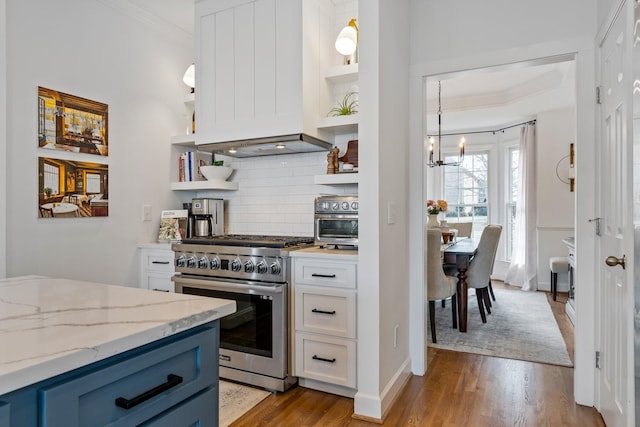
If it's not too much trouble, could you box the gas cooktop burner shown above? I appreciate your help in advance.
[182,234,314,248]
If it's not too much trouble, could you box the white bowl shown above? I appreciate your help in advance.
[200,165,233,182]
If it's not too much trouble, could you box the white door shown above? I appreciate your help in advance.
[598,2,635,425]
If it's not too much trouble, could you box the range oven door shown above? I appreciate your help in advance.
[173,275,287,380]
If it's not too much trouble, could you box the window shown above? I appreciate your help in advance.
[443,152,489,238]
[86,173,101,193]
[43,162,60,195]
[506,146,519,260]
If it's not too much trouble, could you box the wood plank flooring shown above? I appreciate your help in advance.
[231,283,605,426]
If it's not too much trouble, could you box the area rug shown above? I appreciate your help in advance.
[428,287,573,367]
[220,380,271,426]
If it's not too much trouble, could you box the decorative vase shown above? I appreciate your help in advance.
[427,214,440,228]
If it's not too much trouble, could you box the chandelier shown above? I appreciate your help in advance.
[427,80,465,167]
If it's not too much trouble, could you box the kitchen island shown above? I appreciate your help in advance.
[0,276,236,426]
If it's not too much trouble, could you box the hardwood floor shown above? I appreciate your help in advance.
[231,283,605,426]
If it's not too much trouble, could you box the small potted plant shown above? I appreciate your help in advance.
[328,90,358,116]
[43,187,52,199]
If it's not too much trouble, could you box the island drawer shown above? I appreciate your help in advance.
[295,286,356,338]
[294,259,357,289]
[40,327,217,427]
[295,332,356,388]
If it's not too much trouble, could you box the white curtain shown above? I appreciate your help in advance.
[505,123,538,291]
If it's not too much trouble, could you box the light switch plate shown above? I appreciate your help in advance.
[143,205,152,221]
[387,201,397,225]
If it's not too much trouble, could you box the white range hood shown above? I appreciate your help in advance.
[198,134,333,158]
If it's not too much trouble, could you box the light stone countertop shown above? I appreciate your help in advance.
[0,276,236,395]
[290,245,359,260]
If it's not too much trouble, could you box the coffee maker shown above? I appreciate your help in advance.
[191,198,224,237]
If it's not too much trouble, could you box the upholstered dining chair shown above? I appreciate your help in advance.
[460,224,502,323]
[453,221,473,238]
[426,228,458,343]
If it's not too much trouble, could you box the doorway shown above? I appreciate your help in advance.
[423,56,578,364]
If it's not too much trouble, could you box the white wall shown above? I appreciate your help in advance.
[5,0,192,286]
[0,0,6,279]
[408,0,598,406]
[355,0,411,420]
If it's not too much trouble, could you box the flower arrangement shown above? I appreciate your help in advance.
[427,199,448,215]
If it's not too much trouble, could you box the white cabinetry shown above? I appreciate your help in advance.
[291,249,358,397]
[194,0,325,145]
[139,243,175,292]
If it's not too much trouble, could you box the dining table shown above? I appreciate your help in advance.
[442,237,479,332]
[40,202,79,217]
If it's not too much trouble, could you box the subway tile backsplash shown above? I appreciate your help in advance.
[195,144,357,236]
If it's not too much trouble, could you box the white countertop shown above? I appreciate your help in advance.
[290,245,359,260]
[0,276,236,395]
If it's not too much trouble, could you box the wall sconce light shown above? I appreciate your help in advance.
[335,18,358,65]
[555,142,575,192]
[182,63,195,93]
[569,143,575,192]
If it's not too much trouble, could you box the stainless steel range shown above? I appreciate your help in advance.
[171,235,314,392]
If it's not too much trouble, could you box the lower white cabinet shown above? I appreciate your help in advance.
[139,243,175,292]
[291,250,358,397]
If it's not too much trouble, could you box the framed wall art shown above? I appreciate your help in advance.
[38,157,109,218]
[38,86,108,156]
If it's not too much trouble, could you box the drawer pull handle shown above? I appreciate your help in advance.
[311,273,336,278]
[312,309,336,315]
[152,261,170,264]
[115,374,183,409]
[312,355,336,363]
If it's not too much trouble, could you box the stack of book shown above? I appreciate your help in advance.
[178,151,212,182]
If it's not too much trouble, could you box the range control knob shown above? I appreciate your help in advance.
[209,256,220,270]
[231,258,242,272]
[198,256,209,269]
[186,255,197,268]
[269,262,282,275]
[175,255,186,268]
[342,201,350,210]
[351,201,358,211]
[256,260,268,274]
[244,260,255,273]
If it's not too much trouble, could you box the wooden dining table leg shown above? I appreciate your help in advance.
[455,255,471,332]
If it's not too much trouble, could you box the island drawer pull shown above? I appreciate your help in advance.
[311,308,336,315]
[312,355,336,363]
[115,374,183,409]
[311,273,336,278]
[151,261,170,265]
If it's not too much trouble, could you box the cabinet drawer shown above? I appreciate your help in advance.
[295,333,356,388]
[146,272,175,293]
[144,252,175,273]
[295,286,356,338]
[139,387,217,427]
[40,327,217,427]
[294,259,356,289]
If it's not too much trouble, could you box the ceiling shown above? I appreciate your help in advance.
[124,1,576,136]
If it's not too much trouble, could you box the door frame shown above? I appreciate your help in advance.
[409,47,598,406]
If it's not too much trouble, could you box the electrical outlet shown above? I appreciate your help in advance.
[143,205,152,221]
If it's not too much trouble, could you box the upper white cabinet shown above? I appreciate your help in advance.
[195,0,325,145]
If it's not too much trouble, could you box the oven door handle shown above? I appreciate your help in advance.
[173,275,284,296]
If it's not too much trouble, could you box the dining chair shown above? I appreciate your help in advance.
[39,206,53,218]
[453,221,473,238]
[426,228,458,343]
[463,224,502,323]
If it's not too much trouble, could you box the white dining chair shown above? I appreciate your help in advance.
[426,228,458,343]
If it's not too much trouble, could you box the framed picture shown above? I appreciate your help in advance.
[38,157,109,218]
[38,86,108,156]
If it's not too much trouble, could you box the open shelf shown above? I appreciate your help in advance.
[314,173,358,185]
[325,63,359,84]
[317,115,358,133]
[170,180,239,191]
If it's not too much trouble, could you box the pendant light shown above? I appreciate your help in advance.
[427,81,465,167]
